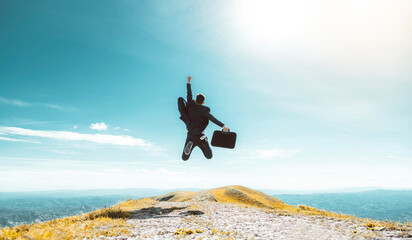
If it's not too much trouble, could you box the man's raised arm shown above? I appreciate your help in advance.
[187,76,192,102]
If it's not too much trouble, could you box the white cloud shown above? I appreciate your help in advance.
[135,168,182,175]
[248,148,300,159]
[0,167,186,191]
[0,96,31,107]
[89,122,108,131]
[43,103,77,112]
[0,127,151,147]
[48,149,78,155]
[387,156,410,161]
[0,136,40,143]
[114,126,129,131]
[0,96,76,111]
[73,125,78,129]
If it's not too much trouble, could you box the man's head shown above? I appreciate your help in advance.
[195,93,205,105]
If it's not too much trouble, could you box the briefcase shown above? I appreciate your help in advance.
[211,130,237,149]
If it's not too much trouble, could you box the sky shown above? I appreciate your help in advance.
[0,0,411,192]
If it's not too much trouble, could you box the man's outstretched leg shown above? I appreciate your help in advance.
[177,97,189,125]
[198,135,213,159]
[181,136,194,161]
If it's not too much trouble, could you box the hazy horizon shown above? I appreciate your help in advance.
[1,185,412,195]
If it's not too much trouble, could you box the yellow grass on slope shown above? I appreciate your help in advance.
[151,191,196,202]
[0,198,156,240]
[208,185,296,212]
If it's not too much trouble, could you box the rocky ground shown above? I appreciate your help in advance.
[101,201,412,240]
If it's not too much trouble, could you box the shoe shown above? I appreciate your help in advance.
[184,141,193,155]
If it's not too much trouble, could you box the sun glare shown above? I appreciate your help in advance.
[235,1,307,45]
[231,0,412,75]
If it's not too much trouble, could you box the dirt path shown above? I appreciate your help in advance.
[102,201,356,239]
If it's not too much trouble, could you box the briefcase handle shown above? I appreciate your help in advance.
[222,129,230,134]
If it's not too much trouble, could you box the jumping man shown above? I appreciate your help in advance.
[178,76,229,160]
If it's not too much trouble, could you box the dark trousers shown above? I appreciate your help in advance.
[182,133,213,160]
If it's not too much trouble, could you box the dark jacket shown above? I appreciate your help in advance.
[186,84,224,135]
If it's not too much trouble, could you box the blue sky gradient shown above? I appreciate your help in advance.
[0,0,411,191]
